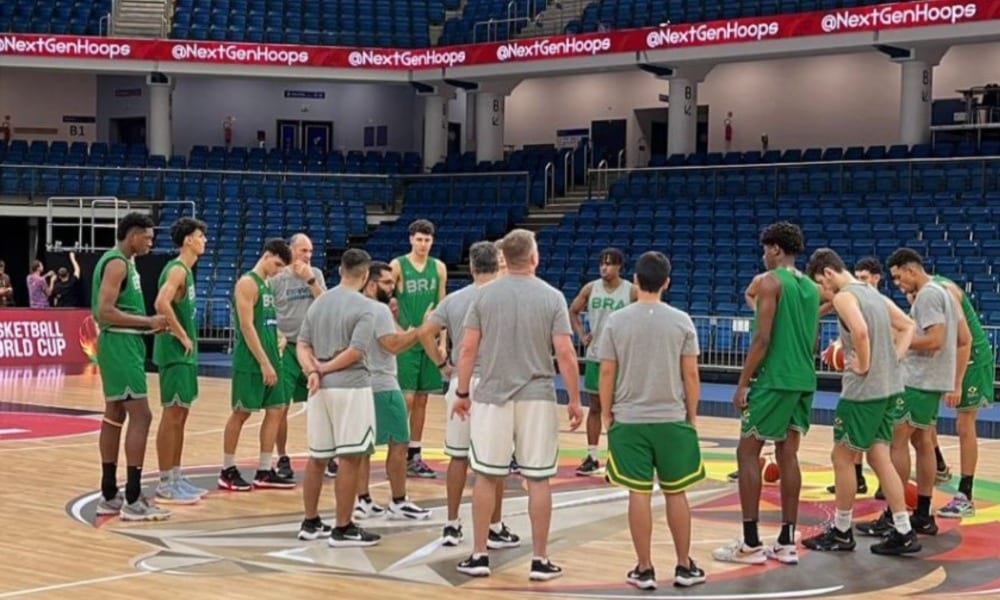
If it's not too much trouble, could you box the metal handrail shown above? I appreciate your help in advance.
[617,148,625,169]
[99,13,111,35]
[592,158,609,191]
[543,161,555,207]
[563,149,573,193]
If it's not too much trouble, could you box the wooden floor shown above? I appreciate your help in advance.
[2,366,1000,599]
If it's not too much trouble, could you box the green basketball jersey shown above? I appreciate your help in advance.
[91,247,147,332]
[752,267,820,391]
[932,274,992,365]
[396,255,441,329]
[232,271,279,374]
[153,259,197,367]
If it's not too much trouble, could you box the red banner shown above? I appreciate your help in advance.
[0,0,996,70]
[0,309,96,366]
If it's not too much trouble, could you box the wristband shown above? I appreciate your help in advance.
[456,390,470,399]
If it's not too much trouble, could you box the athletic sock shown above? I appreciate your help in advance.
[934,446,947,472]
[101,462,118,501]
[125,466,142,504]
[159,470,171,484]
[490,521,503,534]
[392,496,407,505]
[778,522,795,546]
[834,510,852,534]
[408,442,421,461]
[916,494,932,519]
[892,511,913,534]
[358,493,372,503]
[223,454,236,469]
[854,463,864,483]
[172,466,183,480]
[959,475,974,499]
[259,452,273,472]
[587,446,598,461]
[742,520,761,548]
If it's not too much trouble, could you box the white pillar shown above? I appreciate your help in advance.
[147,73,172,157]
[422,94,448,172]
[899,60,932,146]
[475,92,504,162]
[667,77,697,156]
[464,90,476,154]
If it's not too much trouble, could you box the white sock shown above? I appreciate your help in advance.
[587,446,598,461]
[447,519,461,527]
[172,466,182,480]
[490,521,503,534]
[892,511,912,535]
[834,509,852,533]
[223,454,236,469]
[259,452,273,471]
[159,471,171,483]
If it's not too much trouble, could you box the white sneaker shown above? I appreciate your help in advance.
[765,542,798,564]
[353,498,386,520]
[120,497,172,521]
[712,541,767,565]
[388,498,431,521]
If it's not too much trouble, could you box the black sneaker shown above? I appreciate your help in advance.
[674,559,706,588]
[253,469,296,489]
[328,522,380,547]
[576,456,600,476]
[803,526,856,552]
[727,470,739,482]
[457,554,490,577]
[530,558,563,581]
[627,565,657,590]
[871,529,922,555]
[442,523,463,546]
[910,514,939,536]
[407,457,437,479]
[276,455,294,480]
[874,487,885,500]
[487,523,521,549]
[297,517,332,540]
[826,480,868,495]
[324,458,338,478]
[855,511,892,537]
[218,466,252,491]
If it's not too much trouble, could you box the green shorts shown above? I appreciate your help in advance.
[97,332,148,401]
[159,363,198,407]
[895,386,941,429]
[833,396,895,452]
[957,360,995,412]
[606,421,706,493]
[374,389,410,445]
[231,369,286,412]
[281,349,309,403]
[397,348,442,393]
[740,387,813,441]
[583,360,619,396]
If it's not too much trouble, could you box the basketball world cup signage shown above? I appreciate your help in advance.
[0,309,95,366]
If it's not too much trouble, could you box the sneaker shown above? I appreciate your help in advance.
[388,498,431,521]
[764,542,799,564]
[803,526,856,552]
[276,455,295,480]
[855,511,892,537]
[936,465,952,484]
[177,475,209,498]
[529,558,563,581]
[910,514,939,536]
[218,466,252,491]
[576,456,600,476]
[727,470,739,482]
[407,457,437,479]
[120,497,171,522]
[487,523,521,549]
[674,559,707,588]
[253,469,296,489]
[353,497,386,520]
[328,522,380,547]
[457,554,490,577]
[626,565,657,590]
[937,492,975,518]
[874,487,885,500]
[96,492,124,516]
[509,456,520,475]
[155,480,201,505]
[324,458,338,478]
[825,479,868,495]
[442,523,464,546]
[871,529,922,555]
[712,541,767,565]
[297,517,333,540]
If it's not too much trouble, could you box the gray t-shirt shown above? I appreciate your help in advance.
[298,285,374,389]
[368,302,402,393]
[585,279,633,361]
[597,302,698,423]
[903,281,958,393]
[271,267,326,342]
[429,283,482,372]
[839,283,902,402]
[463,275,572,404]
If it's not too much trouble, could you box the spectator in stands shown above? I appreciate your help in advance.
[51,252,83,308]
[0,115,10,144]
[27,260,54,309]
[0,260,13,307]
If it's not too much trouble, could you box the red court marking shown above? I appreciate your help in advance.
[0,412,101,441]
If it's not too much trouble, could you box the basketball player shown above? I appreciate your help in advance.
[856,248,970,537]
[802,248,920,555]
[452,229,583,580]
[713,222,819,566]
[295,249,379,545]
[153,217,209,504]
[353,260,432,520]
[569,248,635,476]
[92,212,170,521]
[420,242,521,547]
[391,219,447,478]
[218,239,295,491]
[600,251,707,589]
[271,233,327,480]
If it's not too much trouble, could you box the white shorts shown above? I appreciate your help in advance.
[307,387,376,459]
[469,400,559,480]
[444,376,480,458]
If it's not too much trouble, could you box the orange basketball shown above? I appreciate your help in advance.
[904,481,918,511]
[822,339,845,371]
[764,462,781,483]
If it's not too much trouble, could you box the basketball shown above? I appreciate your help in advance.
[905,481,919,511]
[823,339,846,371]
[764,461,781,483]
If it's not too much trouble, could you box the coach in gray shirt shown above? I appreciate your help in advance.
[452,229,582,582]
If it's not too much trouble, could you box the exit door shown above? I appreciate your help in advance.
[276,120,334,153]
[590,119,627,168]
